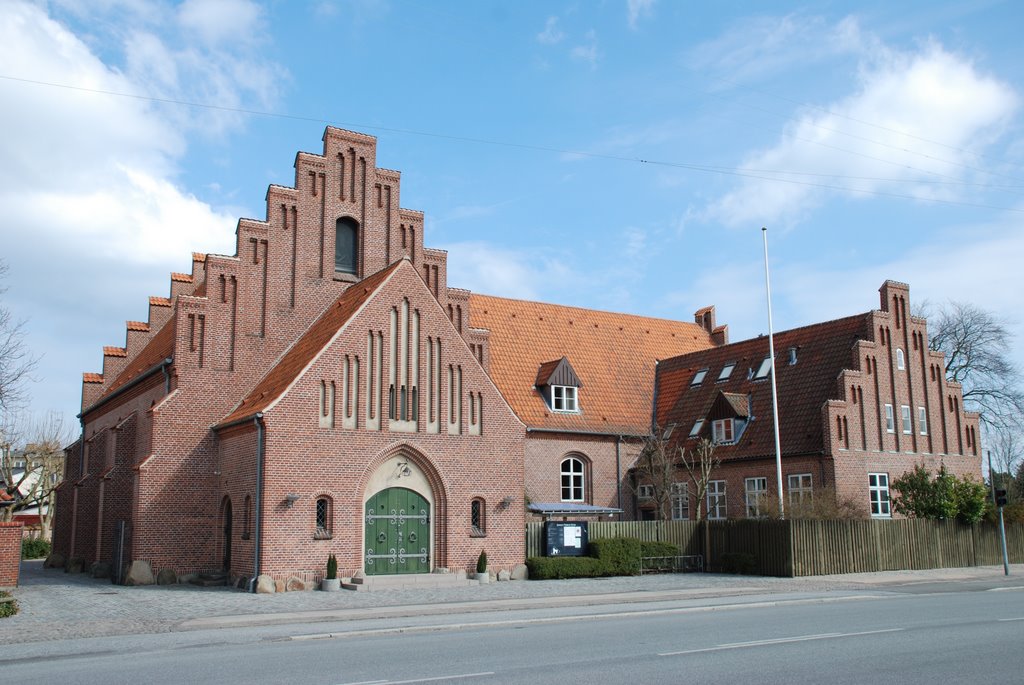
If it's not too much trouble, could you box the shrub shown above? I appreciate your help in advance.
[639,541,680,559]
[326,553,338,580]
[476,550,488,574]
[22,537,51,560]
[0,591,17,619]
[526,556,605,580]
[589,537,642,576]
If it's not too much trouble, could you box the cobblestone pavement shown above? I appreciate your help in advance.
[2,560,1020,645]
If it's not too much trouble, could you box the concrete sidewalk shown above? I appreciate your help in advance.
[2,559,1021,645]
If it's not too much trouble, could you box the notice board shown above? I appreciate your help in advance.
[544,521,588,557]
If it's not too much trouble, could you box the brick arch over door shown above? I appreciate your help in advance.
[359,443,449,570]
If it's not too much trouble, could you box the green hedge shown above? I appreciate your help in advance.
[527,537,682,580]
[22,537,51,560]
[0,591,17,619]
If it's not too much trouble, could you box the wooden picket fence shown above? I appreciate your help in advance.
[525,518,1024,577]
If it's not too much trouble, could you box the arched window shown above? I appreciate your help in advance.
[896,348,905,370]
[560,457,585,502]
[315,496,333,539]
[335,217,359,274]
[471,498,486,536]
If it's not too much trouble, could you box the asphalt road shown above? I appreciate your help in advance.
[3,585,1021,684]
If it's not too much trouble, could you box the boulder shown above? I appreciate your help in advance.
[156,568,177,585]
[285,575,306,592]
[510,564,528,581]
[497,569,511,582]
[125,560,154,586]
[255,574,276,594]
[44,552,65,569]
[90,562,112,579]
[65,558,85,574]
[274,579,285,593]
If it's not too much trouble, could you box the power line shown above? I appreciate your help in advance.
[3,73,1023,215]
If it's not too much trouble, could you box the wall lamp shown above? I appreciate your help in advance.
[284,494,301,507]
[499,496,515,510]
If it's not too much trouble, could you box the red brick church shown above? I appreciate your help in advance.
[53,128,982,589]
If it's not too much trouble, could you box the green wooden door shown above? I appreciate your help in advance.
[364,488,431,575]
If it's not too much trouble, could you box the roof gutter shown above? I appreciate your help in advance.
[525,427,648,439]
[77,357,174,419]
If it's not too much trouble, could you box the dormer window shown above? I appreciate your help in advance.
[536,356,582,414]
[691,368,708,386]
[552,385,578,412]
[753,356,772,379]
[717,363,736,382]
[712,418,735,445]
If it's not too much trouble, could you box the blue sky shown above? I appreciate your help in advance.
[2,0,1023,434]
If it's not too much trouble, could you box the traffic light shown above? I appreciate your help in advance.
[995,489,1008,507]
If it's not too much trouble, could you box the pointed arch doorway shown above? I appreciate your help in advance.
[221,496,233,572]
[364,487,430,574]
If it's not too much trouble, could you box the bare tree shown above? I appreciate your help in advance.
[924,300,1024,431]
[1,411,70,539]
[0,259,38,413]
[989,427,1023,503]
[631,429,679,521]
[680,438,720,523]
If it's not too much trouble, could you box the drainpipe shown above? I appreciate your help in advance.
[615,435,622,512]
[161,363,172,394]
[248,413,265,593]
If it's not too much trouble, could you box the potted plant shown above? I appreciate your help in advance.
[475,550,489,583]
[321,553,341,591]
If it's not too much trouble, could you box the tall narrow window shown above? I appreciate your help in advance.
[471,498,486,536]
[315,496,333,539]
[884,404,895,433]
[896,348,905,370]
[788,473,813,508]
[901,405,912,435]
[560,457,585,502]
[745,477,768,518]
[671,482,689,520]
[335,217,358,274]
[707,480,727,520]
[918,407,928,435]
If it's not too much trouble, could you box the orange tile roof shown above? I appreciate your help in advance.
[103,346,127,357]
[149,296,171,307]
[92,317,176,406]
[219,260,404,427]
[171,272,193,283]
[126,321,150,332]
[469,294,717,435]
[83,373,103,384]
[656,313,872,460]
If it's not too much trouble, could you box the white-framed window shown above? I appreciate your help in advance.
[688,419,705,438]
[754,356,772,379]
[560,457,585,502]
[745,477,768,518]
[671,482,689,520]
[788,473,813,506]
[884,404,894,433]
[896,348,905,370]
[707,480,727,520]
[918,407,927,435]
[637,484,654,500]
[552,385,578,413]
[901,405,912,435]
[691,368,708,386]
[717,363,736,382]
[869,473,890,517]
[712,418,735,445]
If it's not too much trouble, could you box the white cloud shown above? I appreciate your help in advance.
[440,241,575,301]
[536,16,564,45]
[177,0,264,47]
[571,30,599,67]
[705,38,1018,229]
[626,0,655,30]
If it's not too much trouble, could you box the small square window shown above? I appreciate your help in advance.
[552,385,578,412]
[717,363,736,381]
[712,418,735,445]
[754,357,772,379]
[637,484,654,500]
[691,369,709,386]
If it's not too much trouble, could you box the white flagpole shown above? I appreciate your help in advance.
[762,227,785,519]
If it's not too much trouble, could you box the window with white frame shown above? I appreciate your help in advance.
[551,385,578,413]
[717,363,736,382]
[884,404,894,433]
[788,473,813,507]
[712,418,735,445]
[754,357,772,379]
[560,457,585,502]
[869,473,890,517]
[918,407,928,435]
[671,482,689,520]
[896,348,905,370]
[637,484,654,500]
[901,405,912,434]
[745,477,768,518]
[707,480,727,520]
[688,419,705,438]
[691,368,709,386]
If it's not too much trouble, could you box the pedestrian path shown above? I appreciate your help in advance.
[2,560,1020,645]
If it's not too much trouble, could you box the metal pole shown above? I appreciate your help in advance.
[762,227,784,519]
[998,506,1010,576]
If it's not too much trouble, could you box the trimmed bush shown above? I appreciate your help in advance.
[639,541,680,559]
[526,556,605,580]
[22,537,51,560]
[0,591,17,619]
[476,550,488,574]
[326,553,338,580]
[589,537,642,576]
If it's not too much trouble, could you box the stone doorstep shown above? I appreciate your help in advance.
[342,570,477,592]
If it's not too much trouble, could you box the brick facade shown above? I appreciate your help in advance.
[0,522,23,587]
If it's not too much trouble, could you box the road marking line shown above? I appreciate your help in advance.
[336,673,494,685]
[289,594,887,641]
[987,587,1024,592]
[997,617,1024,622]
[658,628,904,656]
[335,681,388,685]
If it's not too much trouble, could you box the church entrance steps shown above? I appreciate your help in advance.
[342,570,477,592]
